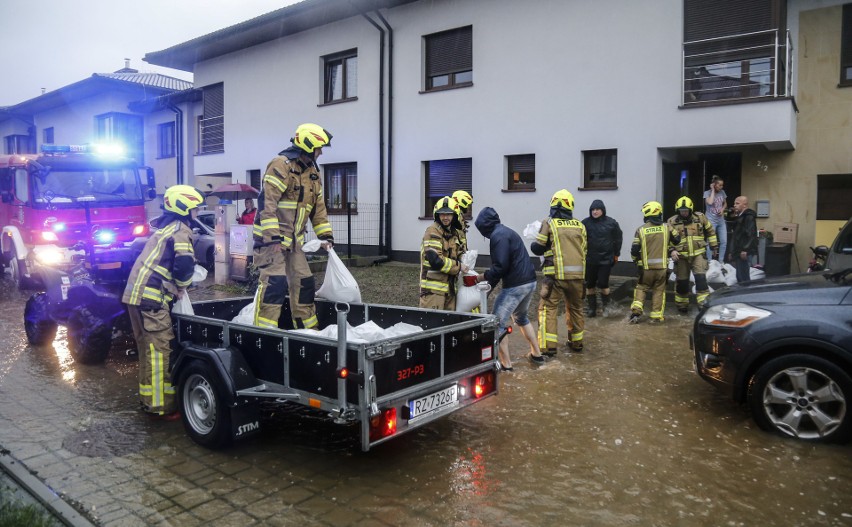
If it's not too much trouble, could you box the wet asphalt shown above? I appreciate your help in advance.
[0,270,850,526]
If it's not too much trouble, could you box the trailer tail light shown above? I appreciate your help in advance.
[473,372,496,399]
[132,224,148,237]
[369,407,397,441]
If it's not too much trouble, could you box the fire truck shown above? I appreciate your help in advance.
[0,144,156,362]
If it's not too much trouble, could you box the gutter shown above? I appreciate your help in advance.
[167,105,185,185]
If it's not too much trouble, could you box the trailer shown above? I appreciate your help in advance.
[171,296,499,451]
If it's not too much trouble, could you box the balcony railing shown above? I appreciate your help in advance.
[682,29,793,106]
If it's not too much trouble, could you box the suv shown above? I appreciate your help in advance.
[826,217,852,272]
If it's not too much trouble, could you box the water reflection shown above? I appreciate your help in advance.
[52,326,76,384]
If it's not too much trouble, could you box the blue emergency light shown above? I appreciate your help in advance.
[94,229,116,244]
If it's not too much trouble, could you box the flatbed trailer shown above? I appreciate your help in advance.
[170,297,499,451]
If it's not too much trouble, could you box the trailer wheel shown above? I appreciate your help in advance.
[179,361,232,448]
[24,293,58,345]
[67,306,113,364]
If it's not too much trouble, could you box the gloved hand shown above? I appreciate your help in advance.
[670,250,680,262]
[321,240,333,251]
[613,255,619,264]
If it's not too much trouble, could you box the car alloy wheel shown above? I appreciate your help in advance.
[749,354,851,443]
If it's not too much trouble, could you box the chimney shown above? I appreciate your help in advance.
[114,58,139,74]
[41,88,46,95]
[125,58,130,69]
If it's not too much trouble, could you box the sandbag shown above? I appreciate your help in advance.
[173,292,194,315]
[192,265,208,283]
[456,251,481,312]
[316,248,362,303]
[232,301,255,325]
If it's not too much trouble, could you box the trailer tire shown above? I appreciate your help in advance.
[24,293,58,345]
[67,306,112,364]
[179,361,232,448]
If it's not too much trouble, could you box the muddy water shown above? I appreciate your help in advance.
[0,277,850,526]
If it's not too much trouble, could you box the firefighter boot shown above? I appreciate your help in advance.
[586,294,598,318]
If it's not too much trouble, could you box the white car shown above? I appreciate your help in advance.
[191,211,216,270]
[826,217,852,272]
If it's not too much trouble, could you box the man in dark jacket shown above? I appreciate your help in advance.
[581,199,622,317]
[474,207,545,370]
[727,195,758,283]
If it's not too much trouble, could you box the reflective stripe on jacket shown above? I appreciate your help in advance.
[122,220,195,310]
[420,222,463,294]
[631,222,679,270]
[667,212,718,257]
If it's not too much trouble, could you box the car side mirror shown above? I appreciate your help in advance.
[0,191,12,203]
[146,187,157,201]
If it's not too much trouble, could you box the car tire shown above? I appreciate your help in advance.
[24,293,58,345]
[179,360,232,448]
[7,247,36,291]
[67,306,113,364]
[748,354,852,443]
[205,247,215,272]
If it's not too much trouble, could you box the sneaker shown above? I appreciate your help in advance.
[629,313,641,324]
[496,362,514,372]
[527,353,546,364]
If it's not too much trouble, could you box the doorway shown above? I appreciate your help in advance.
[662,152,741,218]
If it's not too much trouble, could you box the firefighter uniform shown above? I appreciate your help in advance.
[667,207,718,310]
[253,147,333,330]
[122,187,199,416]
[534,215,587,352]
[630,210,681,322]
[419,221,464,311]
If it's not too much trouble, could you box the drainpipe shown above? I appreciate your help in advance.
[167,104,184,185]
[376,10,394,258]
[361,12,386,255]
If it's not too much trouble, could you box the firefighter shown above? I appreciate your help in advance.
[531,189,587,355]
[122,184,203,419]
[629,201,681,324]
[452,190,473,253]
[667,196,718,313]
[419,196,467,310]
[252,123,334,330]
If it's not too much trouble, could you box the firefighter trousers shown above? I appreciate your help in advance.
[631,269,668,320]
[253,243,318,329]
[537,277,584,351]
[419,290,457,311]
[127,305,176,415]
[673,254,710,307]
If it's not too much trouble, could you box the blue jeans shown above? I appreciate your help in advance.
[492,281,536,335]
[707,216,727,262]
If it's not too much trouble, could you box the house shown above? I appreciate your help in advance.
[129,0,849,270]
[0,60,192,218]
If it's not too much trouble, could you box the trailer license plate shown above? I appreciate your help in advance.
[409,385,458,420]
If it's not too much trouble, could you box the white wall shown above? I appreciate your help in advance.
[187,0,802,259]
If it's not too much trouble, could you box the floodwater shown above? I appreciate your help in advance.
[0,274,850,526]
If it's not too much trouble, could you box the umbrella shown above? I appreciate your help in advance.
[208,183,259,201]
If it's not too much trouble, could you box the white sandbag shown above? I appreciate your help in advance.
[723,263,738,286]
[456,250,481,313]
[232,301,255,325]
[523,220,542,242]
[192,265,208,283]
[749,267,765,280]
[706,259,723,282]
[316,248,362,303]
[173,292,194,315]
[301,239,323,253]
[384,322,424,338]
[291,320,425,344]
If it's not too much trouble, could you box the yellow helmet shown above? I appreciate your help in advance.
[550,189,574,211]
[642,200,663,217]
[675,196,694,213]
[433,196,461,223]
[163,185,204,216]
[452,190,473,210]
[292,123,332,153]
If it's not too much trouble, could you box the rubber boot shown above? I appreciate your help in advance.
[601,294,612,316]
[586,294,598,318]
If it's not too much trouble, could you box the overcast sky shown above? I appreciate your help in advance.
[0,0,301,106]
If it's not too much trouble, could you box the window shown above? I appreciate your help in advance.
[199,83,224,154]
[4,135,34,154]
[507,154,535,191]
[683,0,788,104]
[842,4,852,86]
[323,50,357,103]
[816,174,852,220]
[43,127,54,145]
[424,158,472,216]
[158,122,175,158]
[583,149,617,189]
[424,26,472,91]
[248,169,261,191]
[324,163,357,213]
[95,112,143,162]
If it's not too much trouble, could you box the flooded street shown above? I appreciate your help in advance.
[0,271,850,526]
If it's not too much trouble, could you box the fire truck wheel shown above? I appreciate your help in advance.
[8,247,36,291]
[24,293,58,345]
[67,306,113,364]
[179,360,233,448]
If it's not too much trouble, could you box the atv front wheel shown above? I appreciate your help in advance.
[67,306,113,364]
[24,293,58,345]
